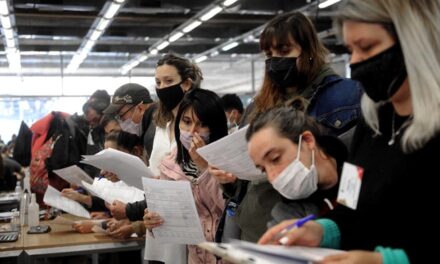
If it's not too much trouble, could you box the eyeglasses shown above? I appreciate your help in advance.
[115,104,135,121]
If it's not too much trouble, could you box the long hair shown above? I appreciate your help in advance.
[174,89,228,166]
[254,11,329,114]
[154,53,204,128]
[336,0,440,152]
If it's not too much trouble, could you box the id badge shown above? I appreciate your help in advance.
[337,162,363,210]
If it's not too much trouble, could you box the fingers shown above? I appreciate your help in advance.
[320,253,349,264]
[209,167,237,184]
[143,211,164,229]
[258,219,296,245]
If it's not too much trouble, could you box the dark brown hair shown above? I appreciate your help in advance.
[254,12,328,115]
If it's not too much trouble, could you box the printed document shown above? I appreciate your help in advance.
[53,165,93,188]
[81,178,144,204]
[196,126,266,181]
[81,148,154,189]
[43,185,90,219]
[142,177,205,245]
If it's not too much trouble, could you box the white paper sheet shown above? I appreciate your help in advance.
[196,125,266,181]
[142,177,205,245]
[231,240,344,262]
[81,178,145,204]
[43,185,91,219]
[81,148,154,189]
[53,165,93,188]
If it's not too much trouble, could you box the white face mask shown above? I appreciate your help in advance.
[271,135,318,200]
[227,112,238,134]
[118,118,141,136]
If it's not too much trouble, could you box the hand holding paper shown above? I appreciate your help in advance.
[43,185,90,219]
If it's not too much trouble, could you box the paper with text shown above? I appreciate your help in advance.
[81,148,154,189]
[196,126,266,181]
[53,165,93,188]
[142,177,205,245]
[231,240,344,262]
[43,185,90,219]
[81,178,144,204]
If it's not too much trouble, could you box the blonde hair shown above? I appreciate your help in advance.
[336,0,440,152]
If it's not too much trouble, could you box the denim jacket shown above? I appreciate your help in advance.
[307,75,363,136]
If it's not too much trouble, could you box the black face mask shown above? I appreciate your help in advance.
[265,57,299,88]
[156,81,185,111]
[350,45,407,102]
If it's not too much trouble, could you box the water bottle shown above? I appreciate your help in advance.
[28,193,40,227]
[11,210,20,231]
[23,168,31,193]
[14,180,22,196]
[19,191,29,226]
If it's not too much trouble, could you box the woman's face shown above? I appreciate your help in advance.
[343,21,395,64]
[247,127,311,183]
[155,64,191,91]
[179,107,210,135]
[264,35,302,58]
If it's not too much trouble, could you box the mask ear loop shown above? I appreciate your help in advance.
[296,134,302,161]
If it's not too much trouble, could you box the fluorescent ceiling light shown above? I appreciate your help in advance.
[156,41,169,51]
[144,36,149,41]
[183,20,202,33]
[115,0,126,3]
[0,1,9,16]
[223,0,239,7]
[96,18,111,31]
[169,32,184,42]
[83,40,95,52]
[221,41,239,51]
[104,2,121,19]
[318,0,341,9]
[0,15,11,28]
[210,50,219,57]
[150,49,158,55]
[89,30,102,41]
[5,36,14,47]
[3,27,13,39]
[137,54,148,62]
[195,55,208,63]
[200,6,222,21]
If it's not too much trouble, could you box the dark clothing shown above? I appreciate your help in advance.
[221,67,362,242]
[12,121,33,167]
[0,157,22,191]
[125,199,147,221]
[141,103,158,159]
[328,103,438,263]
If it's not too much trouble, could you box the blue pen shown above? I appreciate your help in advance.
[275,214,316,245]
[98,175,104,181]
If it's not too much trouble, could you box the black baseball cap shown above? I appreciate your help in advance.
[103,83,153,114]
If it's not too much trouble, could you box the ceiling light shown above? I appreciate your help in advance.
[200,6,222,21]
[195,55,208,63]
[221,41,239,51]
[222,0,239,7]
[5,36,14,47]
[137,53,148,62]
[150,49,158,55]
[156,41,169,51]
[3,27,13,39]
[103,2,121,19]
[169,32,184,42]
[144,36,149,41]
[0,1,9,16]
[0,15,11,28]
[83,40,95,52]
[318,0,341,8]
[210,50,219,57]
[183,20,202,33]
[89,30,102,41]
[96,18,111,31]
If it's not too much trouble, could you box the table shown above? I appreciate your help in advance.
[0,215,145,264]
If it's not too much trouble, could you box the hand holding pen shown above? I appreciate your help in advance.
[258,214,322,246]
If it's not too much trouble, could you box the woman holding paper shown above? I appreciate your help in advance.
[246,99,348,225]
[259,0,440,263]
[144,88,228,264]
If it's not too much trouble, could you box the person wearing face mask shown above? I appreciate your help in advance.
[210,11,362,243]
[103,83,157,163]
[143,89,227,264]
[246,99,347,228]
[259,1,440,263]
[221,93,244,134]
